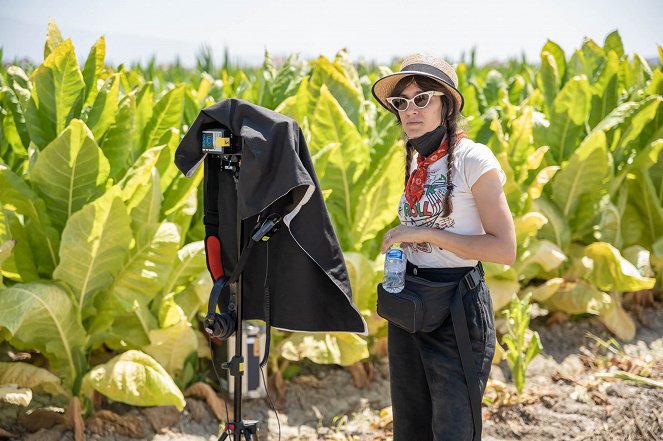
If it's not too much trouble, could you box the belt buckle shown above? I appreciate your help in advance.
[463,268,481,291]
[413,267,418,276]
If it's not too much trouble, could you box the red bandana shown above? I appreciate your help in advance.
[405,132,467,207]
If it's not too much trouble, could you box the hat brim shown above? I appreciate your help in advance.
[371,71,465,115]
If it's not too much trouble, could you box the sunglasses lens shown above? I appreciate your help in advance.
[414,93,432,108]
[390,98,408,111]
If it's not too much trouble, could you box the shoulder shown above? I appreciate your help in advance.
[453,137,496,161]
[453,137,507,187]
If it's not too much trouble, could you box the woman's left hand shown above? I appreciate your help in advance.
[381,225,425,254]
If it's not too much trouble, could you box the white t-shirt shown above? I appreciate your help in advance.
[397,137,507,268]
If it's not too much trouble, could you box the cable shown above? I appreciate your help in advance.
[208,338,231,437]
[260,363,281,441]
[261,241,281,441]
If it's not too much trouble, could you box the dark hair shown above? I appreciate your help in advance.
[390,75,466,218]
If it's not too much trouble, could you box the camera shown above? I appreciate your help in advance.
[201,127,241,155]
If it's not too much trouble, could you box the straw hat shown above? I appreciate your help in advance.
[371,53,464,114]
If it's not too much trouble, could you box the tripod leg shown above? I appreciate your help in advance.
[243,430,252,441]
[218,423,233,441]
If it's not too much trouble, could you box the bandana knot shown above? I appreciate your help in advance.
[405,131,466,207]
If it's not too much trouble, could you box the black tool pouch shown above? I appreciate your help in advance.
[376,274,458,333]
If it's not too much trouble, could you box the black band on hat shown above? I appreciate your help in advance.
[401,63,455,88]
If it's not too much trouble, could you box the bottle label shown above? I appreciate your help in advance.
[386,249,404,259]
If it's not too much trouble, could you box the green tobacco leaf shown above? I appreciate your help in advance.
[162,165,203,218]
[101,92,136,181]
[645,69,663,97]
[508,75,526,105]
[598,291,636,341]
[622,245,655,278]
[543,75,592,164]
[81,36,106,108]
[334,49,362,95]
[164,188,198,246]
[82,350,185,410]
[53,188,132,321]
[87,297,158,349]
[131,83,154,159]
[118,145,166,226]
[155,128,181,193]
[107,222,179,313]
[0,164,60,274]
[344,252,380,314]
[588,51,619,129]
[353,140,403,253]
[516,239,567,281]
[514,212,548,244]
[174,272,211,322]
[568,39,605,82]
[539,51,560,113]
[271,53,307,108]
[127,169,162,230]
[527,165,559,200]
[543,280,612,315]
[486,278,521,311]
[85,73,120,141]
[274,76,312,129]
[144,320,198,376]
[141,86,184,150]
[30,119,110,231]
[611,96,661,169]
[7,66,30,90]
[43,19,64,59]
[584,242,656,292]
[26,39,85,149]
[308,57,363,129]
[0,282,86,391]
[0,210,39,283]
[310,85,369,244]
[622,168,663,247]
[158,295,187,328]
[0,362,66,396]
[604,30,624,58]
[0,240,15,285]
[280,332,369,367]
[551,130,610,220]
[611,139,663,198]
[508,107,534,170]
[483,70,506,107]
[542,39,567,83]
[652,237,663,289]
[162,241,206,296]
[522,278,565,303]
[2,86,30,151]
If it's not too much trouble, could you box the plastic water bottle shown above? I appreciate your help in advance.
[383,248,406,293]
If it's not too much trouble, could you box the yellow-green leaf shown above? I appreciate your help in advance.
[82,350,185,410]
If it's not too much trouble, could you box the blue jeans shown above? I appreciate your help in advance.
[387,265,496,441]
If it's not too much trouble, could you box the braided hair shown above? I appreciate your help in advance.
[391,75,465,218]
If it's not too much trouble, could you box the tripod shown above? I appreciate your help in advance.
[208,153,280,441]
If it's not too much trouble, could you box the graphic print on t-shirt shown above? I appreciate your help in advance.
[398,173,455,254]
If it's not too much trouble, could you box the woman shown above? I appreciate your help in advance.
[371,54,516,441]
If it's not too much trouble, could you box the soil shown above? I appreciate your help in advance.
[1,307,661,441]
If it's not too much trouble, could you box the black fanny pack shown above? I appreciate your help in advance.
[376,263,484,333]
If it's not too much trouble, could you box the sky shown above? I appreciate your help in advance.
[1,0,661,67]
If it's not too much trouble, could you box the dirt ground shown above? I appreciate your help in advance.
[2,306,661,441]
